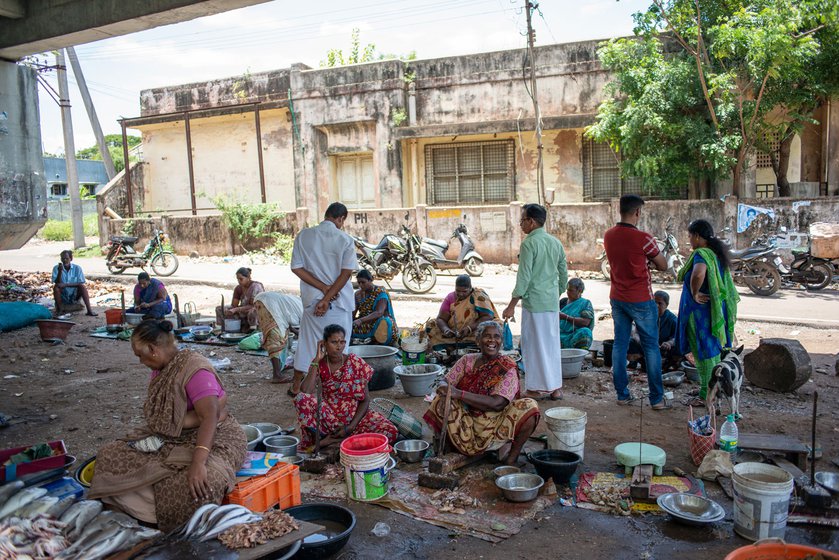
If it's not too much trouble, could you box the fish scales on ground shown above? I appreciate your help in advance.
[0,487,48,519]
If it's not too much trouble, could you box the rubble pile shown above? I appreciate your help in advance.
[0,270,121,303]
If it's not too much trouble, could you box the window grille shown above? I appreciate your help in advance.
[755,132,781,169]
[425,140,515,205]
[755,184,775,198]
[582,139,685,201]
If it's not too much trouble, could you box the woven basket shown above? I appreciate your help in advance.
[371,397,423,440]
[688,406,716,466]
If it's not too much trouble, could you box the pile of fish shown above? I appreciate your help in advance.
[217,509,300,549]
[56,505,161,559]
[176,504,262,542]
[0,514,68,558]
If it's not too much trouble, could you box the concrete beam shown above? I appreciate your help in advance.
[0,0,25,19]
[0,0,271,60]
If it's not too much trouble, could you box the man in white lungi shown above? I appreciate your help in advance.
[502,203,567,400]
[290,202,357,396]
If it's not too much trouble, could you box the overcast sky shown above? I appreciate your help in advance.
[37,0,643,155]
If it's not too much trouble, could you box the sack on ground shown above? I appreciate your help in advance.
[696,450,734,481]
[238,331,263,351]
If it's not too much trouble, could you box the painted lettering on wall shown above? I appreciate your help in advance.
[354,213,368,224]
[428,209,461,219]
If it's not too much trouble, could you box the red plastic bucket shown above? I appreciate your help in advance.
[340,433,390,456]
[105,308,123,325]
[723,539,839,560]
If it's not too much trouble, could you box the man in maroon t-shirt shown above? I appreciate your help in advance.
[604,195,669,409]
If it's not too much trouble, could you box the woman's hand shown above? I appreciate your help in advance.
[460,325,472,337]
[352,318,362,328]
[187,459,210,502]
[436,384,449,397]
[224,307,236,317]
[693,292,710,304]
[315,340,326,363]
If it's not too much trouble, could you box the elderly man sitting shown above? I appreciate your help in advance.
[52,250,96,316]
[423,321,540,466]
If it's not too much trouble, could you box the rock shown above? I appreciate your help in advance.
[744,338,812,393]
[835,353,839,376]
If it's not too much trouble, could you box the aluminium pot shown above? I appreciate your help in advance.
[348,345,398,391]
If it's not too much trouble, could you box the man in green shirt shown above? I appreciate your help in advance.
[502,203,567,400]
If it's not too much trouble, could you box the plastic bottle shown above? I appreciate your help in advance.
[719,414,739,453]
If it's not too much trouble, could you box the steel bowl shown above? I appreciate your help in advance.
[495,472,544,502]
[285,503,356,560]
[656,492,725,526]
[493,465,521,479]
[278,455,305,466]
[680,361,699,383]
[124,312,145,326]
[393,439,429,463]
[263,435,299,457]
[662,371,686,387]
[815,471,839,495]
[241,424,263,451]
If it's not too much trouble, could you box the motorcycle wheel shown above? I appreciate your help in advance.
[106,262,126,275]
[746,261,781,296]
[600,259,611,281]
[802,262,834,291]
[668,255,686,282]
[151,252,179,277]
[464,257,484,277]
[402,263,436,294]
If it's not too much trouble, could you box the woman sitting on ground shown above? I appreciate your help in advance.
[559,278,595,350]
[88,320,246,531]
[215,267,265,331]
[254,292,303,383]
[128,272,172,319]
[426,274,499,350]
[352,269,398,345]
[423,321,540,466]
[294,324,397,452]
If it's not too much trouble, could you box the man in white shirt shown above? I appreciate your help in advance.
[289,202,357,395]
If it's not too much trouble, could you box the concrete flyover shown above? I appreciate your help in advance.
[0,0,272,60]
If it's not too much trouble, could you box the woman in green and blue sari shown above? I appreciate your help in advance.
[559,278,595,350]
[675,220,740,407]
[352,269,398,345]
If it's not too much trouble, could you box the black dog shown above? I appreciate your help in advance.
[707,345,745,419]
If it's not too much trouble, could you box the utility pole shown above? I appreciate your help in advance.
[67,47,117,180]
[56,49,85,249]
[525,0,548,208]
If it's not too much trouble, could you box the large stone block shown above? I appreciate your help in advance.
[744,338,812,393]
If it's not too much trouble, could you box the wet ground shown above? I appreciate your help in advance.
[1,280,838,559]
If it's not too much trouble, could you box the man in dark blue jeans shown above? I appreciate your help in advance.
[603,195,669,409]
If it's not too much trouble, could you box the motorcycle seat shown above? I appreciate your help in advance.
[353,237,380,250]
[425,239,448,249]
[110,236,139,243]
[730,246,769,259]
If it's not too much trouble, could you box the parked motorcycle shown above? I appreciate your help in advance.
[597,217,685,282]
[721,230,781,296]
[420,224,484,277]
[105,229,179,276]
[353,226,437,294]
[755,229,834,291]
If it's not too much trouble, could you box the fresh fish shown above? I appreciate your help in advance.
[45,495,77,519]
[0,480,25,505]
[190,507,249,539]
[57,521,123,559]
[13,496,59,519]
[178,503,217,538]
[0,487,47,519]
[199,513,261,541]
[61,500,103,539]
[71,510,118,541]
[71,526,134,560]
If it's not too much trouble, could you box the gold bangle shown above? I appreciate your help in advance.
[195,445,211,453]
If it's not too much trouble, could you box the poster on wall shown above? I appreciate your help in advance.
[737,203,776,233]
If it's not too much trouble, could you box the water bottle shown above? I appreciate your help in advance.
[719,414,738,453]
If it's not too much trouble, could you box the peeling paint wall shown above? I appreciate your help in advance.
[0,62,46,250]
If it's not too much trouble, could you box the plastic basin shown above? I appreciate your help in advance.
[35,319,76,342]
[526,449,581,484]
[394,364,443,396]
[561,348,588,379]
[285,503,356,560]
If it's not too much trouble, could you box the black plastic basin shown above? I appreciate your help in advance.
[527,449,581,484]
[285,503,356,559]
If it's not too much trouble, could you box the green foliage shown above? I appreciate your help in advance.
[380,50,417,62]
[232,68,252,102]
[73,245,106,258]
[213,195,284,249]
[76,134,141,173]
[121,219,136,236]
[588,0,839,194]
[38,215,99,241]
[391,108,408,127]
[321,28,377,67]
[269,233,295,263]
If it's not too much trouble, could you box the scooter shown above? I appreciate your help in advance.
[420,224,485,277]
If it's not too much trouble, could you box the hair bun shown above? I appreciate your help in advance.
[159,320,174,332]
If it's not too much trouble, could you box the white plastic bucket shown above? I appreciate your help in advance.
[340,451,396,502]
[224,318,241,332]
[732,462,794,541]
[401,337,427,365]
[544,407,587,460]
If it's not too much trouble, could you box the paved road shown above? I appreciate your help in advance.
[5,240,839,328]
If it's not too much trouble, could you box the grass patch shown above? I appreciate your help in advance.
[73,245,106,258]
[38,215,99,241]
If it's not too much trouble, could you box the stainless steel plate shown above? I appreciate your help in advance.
[657,493,725,526]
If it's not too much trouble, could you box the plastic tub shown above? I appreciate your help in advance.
[732,462,794,541]
[394,364,443,396]
[723,540,839,560]
[561,348,588,379]
[104,308,123,326]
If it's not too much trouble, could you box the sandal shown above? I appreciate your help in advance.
[684,396,705,407]
[651,401,672,410]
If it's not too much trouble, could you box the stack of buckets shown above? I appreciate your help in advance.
[544,407,587,460]
[339,434,396,502]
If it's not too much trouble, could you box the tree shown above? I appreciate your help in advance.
[76,134,141,173]
[587,0,839,196]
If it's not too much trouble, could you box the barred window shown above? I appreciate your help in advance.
[755,184,776,198]
[425,140,515,205]
[755,132,780,169]
[582,139,685,201]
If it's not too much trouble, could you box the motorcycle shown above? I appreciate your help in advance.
[105,229,179,277]
[597,217,685,282]
[419,224,484,277]
[352,226,437,294]
[721,230,782,296]
[757,229,834,291]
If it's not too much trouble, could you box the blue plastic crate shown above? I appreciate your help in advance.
[41,477,85,500]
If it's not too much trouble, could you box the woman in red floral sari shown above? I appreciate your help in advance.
[424,321,540,465]
[294,324,397,451]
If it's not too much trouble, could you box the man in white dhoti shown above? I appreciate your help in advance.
[502,203,567,400]
[290,202,357,396]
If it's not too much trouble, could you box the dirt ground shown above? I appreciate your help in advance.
[1,279,838,559]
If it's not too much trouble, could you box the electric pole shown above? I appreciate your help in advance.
[56,49,85,249]
[67,47,117,180]
[525,0,548,208]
